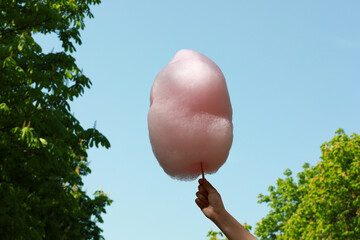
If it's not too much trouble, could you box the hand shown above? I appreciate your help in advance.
[195,179,226,221]
[196,179,258,240]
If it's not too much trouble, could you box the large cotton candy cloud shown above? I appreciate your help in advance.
[148,49,233,180]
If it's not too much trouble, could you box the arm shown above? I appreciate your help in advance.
[195,179,257,240]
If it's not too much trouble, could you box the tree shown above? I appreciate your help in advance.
[0,0,112,239]
[205,223,251,239]
[255,129,360,239]
[206,230,228,240]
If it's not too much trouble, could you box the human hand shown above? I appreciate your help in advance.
[195,179,226,221]
[196,179,258,240]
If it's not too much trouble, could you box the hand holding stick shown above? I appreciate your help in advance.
[195,179,258,240]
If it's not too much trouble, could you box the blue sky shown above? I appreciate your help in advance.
[35,1,360,239]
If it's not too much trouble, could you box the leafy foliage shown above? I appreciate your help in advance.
[206,230,228,240]
[0,0,112,239]
[205,222,251,240]
[255,129,360,239]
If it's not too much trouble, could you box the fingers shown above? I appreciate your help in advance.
[195,198,207,209]
[198,184,207,194]
[198,178,216,193]
[196,191,209,204]
[195,192,209,209]
[195,179,211,210]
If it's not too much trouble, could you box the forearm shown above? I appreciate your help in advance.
[211,210,257,240]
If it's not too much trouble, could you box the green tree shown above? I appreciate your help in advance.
[0,0,112,239]
[205,223,251,239]
[255,129,360,239]
[206,230,228,240]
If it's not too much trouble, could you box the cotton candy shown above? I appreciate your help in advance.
[148,49,233,180]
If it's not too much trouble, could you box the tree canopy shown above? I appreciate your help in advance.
[255,129,360,239]
[206,230,228,240]
[205,129,360,239]
[0,0,112,239]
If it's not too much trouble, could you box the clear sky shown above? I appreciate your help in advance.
[35,1,360,239]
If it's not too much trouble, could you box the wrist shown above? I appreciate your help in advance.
[210,207,228,224]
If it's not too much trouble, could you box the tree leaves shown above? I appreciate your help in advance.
[206,230,228,240]
[1,1,112,239]
[255,130,360,239]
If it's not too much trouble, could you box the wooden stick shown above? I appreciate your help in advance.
[201,162,205,179]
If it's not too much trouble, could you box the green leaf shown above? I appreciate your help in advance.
[255,129,360,239]
[0,1,111,239]
[0,103,10,113]
[17,34,26,51]
[39,138,47,146]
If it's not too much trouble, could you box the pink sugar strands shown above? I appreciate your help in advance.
[148,49,233,180]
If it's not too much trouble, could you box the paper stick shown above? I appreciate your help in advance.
[201,162,205,179]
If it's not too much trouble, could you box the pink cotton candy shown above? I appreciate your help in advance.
[148,49,233,180]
